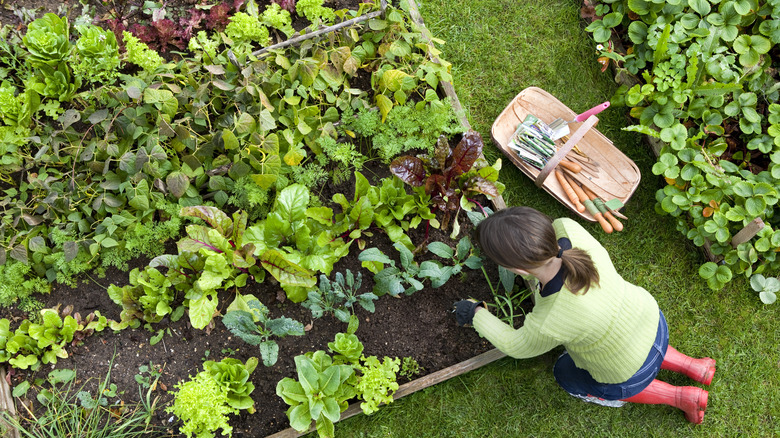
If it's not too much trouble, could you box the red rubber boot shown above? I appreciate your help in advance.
[662,346,716,385]
[622,379,708,424]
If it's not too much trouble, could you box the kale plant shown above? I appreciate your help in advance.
[222,293,305,366]
[303,270,378,323]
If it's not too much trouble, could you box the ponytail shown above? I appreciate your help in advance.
[559,248,599,295]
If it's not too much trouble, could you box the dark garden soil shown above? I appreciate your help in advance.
[5,161,511,436]
[0,2,527,435]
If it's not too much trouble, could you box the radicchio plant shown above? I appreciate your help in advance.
[273,0,296,13]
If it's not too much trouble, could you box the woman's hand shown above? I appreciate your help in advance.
[453,299,486,326]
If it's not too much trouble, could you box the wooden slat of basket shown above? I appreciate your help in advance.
[491,87,640,221]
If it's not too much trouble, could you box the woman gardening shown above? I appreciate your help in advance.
[455,206,715,424]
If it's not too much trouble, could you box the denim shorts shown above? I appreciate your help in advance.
[552,310,669,400]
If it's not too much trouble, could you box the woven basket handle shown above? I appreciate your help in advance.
[534,115,599,187]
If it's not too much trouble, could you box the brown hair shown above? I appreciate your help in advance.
[475,207,599,294]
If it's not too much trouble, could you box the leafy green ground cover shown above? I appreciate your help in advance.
[331,0,780,436]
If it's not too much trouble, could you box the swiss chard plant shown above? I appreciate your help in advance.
[0,307,111,371]
[221,293,305,367]
[107,265,183,327]
[390,130,504,237]
[243,183,348,302]
[148,206,263,330]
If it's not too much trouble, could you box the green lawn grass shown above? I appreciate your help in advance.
[319,0,780,436]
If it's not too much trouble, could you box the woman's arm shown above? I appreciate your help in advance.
[472,308,560,359]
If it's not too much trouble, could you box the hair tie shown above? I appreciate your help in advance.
[557,248,565,258]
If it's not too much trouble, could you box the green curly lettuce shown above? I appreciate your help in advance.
[262,3,295,38]
[296,0,336,25]
[29,62,80,102]
[0,80,39,132]
[356,355,400,415]
[167,372,237,438]
[225,12,271,46]
[187,31,220,62]
[122,31,165,72]
[73,25,120,84]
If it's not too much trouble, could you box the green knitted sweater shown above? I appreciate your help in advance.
[473,218,660,384]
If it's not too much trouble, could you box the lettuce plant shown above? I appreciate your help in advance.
[276,350,357,438]
[29,62,80,103]
[277,330,402,435]
[122,31,166,73]
[295,0,336,25]
[167,357,257,437]
[22,13,71,67]
[226,12,271,46]
[327,332,364,364]
[203,356,259,412]
[169,372,235,437]
[73,25,120,84]
[355,355,400,415]
[262,2,295,38]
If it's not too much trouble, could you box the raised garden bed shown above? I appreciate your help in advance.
[0,1,519,437]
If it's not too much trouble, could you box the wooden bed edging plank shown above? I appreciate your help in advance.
[404,0,507,211]
[266,348,507,438]
[251,0,388,57]
[0,366,20,438]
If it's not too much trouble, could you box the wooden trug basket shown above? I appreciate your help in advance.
[491,87,641,221]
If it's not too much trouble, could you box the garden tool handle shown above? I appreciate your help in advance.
[574,102,610,123]
[556,170,585,213]
[558,160,582,174]
[582,186,623,232]
[565,175,612,233]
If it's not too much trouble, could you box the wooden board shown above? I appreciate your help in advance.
[491,87,640,221]
[405,0,506,211]
[0,367,20,438]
